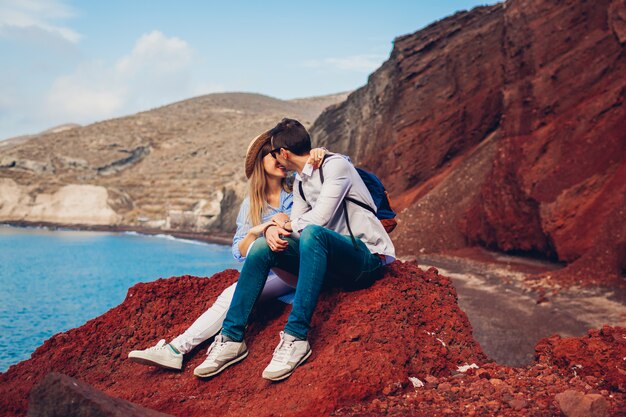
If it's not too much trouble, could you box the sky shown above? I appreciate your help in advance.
[0,0,498,140]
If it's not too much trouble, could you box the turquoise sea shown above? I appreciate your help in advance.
[0,225,241,372]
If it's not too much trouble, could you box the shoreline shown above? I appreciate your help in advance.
[3,220,625,369]
[0,220,233,246]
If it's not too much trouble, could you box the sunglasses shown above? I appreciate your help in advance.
[269,136,288,159]
[269,147,282,159]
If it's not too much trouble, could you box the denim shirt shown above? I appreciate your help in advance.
[231,189,293,262]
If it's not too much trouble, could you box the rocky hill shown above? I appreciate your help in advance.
[1,263,624,416]
[0,92,348,238]
[311,0,626,285]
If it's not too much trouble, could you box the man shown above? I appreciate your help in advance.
[195,118,395,381]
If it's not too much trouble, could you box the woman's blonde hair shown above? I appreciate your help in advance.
[248,141,292,226]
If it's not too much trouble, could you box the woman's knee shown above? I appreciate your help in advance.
[247,237,272,259]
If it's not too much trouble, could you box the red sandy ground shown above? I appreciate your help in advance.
[1,263,624,416]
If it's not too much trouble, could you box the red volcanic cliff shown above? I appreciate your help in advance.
[2,267,624,416]
[311,0,626,284]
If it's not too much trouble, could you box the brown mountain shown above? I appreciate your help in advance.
[0,92,348,238]
[311,0,626,284]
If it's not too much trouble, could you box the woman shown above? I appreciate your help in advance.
[127,130,325,375]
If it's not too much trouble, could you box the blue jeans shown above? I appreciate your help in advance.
[221,225,384,341]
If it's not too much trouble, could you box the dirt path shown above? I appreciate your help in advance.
[408,249,626,367]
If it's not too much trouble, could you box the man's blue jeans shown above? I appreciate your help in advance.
[221,225,384,341]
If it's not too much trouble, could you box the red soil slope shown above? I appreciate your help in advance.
[0,264,486,417]
[336,327,625,416]
[2,267,624,416]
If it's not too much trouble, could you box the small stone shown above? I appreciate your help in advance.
[501,393,514,402]
[477,370,491,380]
[555,390,609,417]
[486,400,501,410]
[508,398,527,411]
[425,375,439,385]
[408,377,424,388]
[489,378,504,386]
[437,382,452,392]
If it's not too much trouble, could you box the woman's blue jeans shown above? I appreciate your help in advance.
[221,225,384,341]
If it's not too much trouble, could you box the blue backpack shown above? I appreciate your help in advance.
[297,154,397,233]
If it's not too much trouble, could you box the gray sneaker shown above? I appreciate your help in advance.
[193,335,248,378]
[262,331,311,381]
[128,339,183,370]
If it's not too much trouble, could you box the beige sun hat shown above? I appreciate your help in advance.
[245,130,272,179]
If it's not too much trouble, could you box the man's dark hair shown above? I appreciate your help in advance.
[270,118,311,156]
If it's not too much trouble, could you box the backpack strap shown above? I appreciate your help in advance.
[318,153,329,183]
[342,200,358,249]
[345,196,376,216]
[298,180,306,202]
[298,153,370,250]
[298,153,332,203]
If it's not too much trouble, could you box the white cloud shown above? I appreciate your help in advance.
[43,31,208,124]
[116,31,193,76]
[46,61,125,120]
[0,0,80,43]
[303,54,387,73]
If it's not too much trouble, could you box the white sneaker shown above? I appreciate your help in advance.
[128,339,183,370]
[193,335,248,378]
[262,331,311,381]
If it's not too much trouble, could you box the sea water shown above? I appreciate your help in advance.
[0,225,241,372]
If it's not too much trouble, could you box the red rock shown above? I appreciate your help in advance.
[311,0,626,285]
[28,372,172,417]
[437,382,453,392]
[0,263,486,417]
[333,326,625,415]
[508,398,527,411]
[488,378,504,386]
[425,375,439,385]
[477,370,491,380]
[535,326,626,392]
[555,390,609,417]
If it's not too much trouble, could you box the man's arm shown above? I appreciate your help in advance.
[291,157,352,233]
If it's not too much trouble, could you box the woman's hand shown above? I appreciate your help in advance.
[271,212,289,225]
[265,225,290,252]
[248,221,272,238]
[306,147,327,169]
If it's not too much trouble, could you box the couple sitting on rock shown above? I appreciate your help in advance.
[128,118,395,381]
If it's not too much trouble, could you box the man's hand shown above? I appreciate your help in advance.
[265,225,290,252]
[271,212,293,232]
